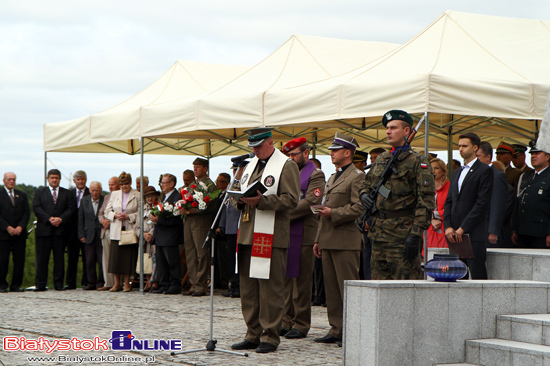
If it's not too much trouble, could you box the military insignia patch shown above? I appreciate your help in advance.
[385,112,392,121]
[264,175,275,187]
[423,178,431,187]
[313,188,321,197]
[241,174,249,185]
[420,163,428,169]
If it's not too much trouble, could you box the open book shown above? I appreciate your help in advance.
[226,180,268,201]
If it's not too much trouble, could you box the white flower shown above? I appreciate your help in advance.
[199,202,207,210]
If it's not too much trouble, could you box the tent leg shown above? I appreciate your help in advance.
[44,152,47,186]
[423,112,429,280]
[447,125,453,180]
[139,138,144,293]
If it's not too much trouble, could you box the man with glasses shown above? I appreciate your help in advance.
[149,174,183,294]
[280,137,325,340]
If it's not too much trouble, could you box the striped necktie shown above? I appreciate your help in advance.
[9,190,15,206]
[52,188,57,204]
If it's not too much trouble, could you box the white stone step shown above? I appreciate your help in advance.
[497,314,550,346]
[466,338,550,366]
[433,363,482,366]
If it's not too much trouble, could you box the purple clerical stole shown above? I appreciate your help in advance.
[286,160,317,278]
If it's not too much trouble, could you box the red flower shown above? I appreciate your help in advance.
[190,184,197,189]
[204,196,210,203]
[192,201,198,208]
[180,188,187,196]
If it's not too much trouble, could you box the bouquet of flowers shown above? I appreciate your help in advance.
[176,181,221,218]
[149,200,181,218]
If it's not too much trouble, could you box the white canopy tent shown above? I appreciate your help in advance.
[44,35,398,156]
[43,60,250,154]
[137,11,549,155]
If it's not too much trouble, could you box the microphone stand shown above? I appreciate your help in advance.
[171,167,248,359]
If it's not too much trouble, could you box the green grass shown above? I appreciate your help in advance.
[5,234,85,289]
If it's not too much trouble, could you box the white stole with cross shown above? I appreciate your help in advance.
[240,149,287,279]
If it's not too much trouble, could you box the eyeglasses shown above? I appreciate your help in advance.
[287,150,305,157]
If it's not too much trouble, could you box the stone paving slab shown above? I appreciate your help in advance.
[0,289,342,366]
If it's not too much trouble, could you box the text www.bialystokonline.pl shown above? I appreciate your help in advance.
[26,355,156,364]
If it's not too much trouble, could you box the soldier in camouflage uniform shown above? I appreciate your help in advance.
[359,110,435,280]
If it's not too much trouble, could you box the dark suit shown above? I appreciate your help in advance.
[33,186,75,289]
[154,189,184,290]
[67,187,90,288]
[78,195,105,288]
[0,188,30,290]
[487,165,508,248]
[514,168,550,248]
[444,159,493,279]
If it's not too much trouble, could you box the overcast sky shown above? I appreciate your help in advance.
[1,0,548,188]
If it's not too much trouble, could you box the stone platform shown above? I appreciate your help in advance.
[343,280,550,366]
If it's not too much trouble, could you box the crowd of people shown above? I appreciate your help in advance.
[1,109,549,353]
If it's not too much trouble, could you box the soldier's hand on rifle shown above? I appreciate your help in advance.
[360,193,374,211]
[403,234,422,261]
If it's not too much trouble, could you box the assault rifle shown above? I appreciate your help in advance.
[355,112,427,233]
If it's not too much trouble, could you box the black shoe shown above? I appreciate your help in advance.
[255,342,277,353]
[10,287,24,292]
[231,291,240,298]
[311,298,325,306]
[231,340,259,350]
[279,328,289,337]
[285,329,306,339]
[152,286,168,294]
[83,285,96,291]
[222,289,234,297]
[163,288,181,295]
[314,334,341,344]
[55,286,65,291]
[0,288,7,293]
[34,286,47,292]
[337,340,342,347]
[63,285,76,290]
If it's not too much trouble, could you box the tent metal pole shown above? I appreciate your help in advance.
[44,152,47,186]
[447,125,453,180]
[423,112,429,280]
[139,138,144,293]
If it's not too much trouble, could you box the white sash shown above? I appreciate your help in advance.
[240,149,287,279]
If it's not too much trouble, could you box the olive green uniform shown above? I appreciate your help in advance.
[359,149,435,280]
[184,176,217,294]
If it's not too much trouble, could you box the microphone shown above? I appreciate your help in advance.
[231,152,255,162]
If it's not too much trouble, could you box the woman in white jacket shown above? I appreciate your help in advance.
[105,172,140,292]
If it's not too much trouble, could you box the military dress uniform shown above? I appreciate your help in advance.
[282,165,325,337]
[360,148,435,280]
[514,167,550,248]
[184,175,217,295]
[315,162,364,341]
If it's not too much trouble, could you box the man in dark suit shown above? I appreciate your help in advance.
[149,173,183,295]
[33,169,76,291]
[0,172,30,292]
[477,142,508,248]
[78,181,105,290]
[66,170,90,289]
[512,143,550,248]
[444,133,493,279]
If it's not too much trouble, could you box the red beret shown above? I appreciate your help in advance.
[283,137,308,154]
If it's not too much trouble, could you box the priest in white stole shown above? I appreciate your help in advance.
[230,127,300,354]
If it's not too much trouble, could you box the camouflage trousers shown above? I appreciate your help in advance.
[371,240,423,280]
